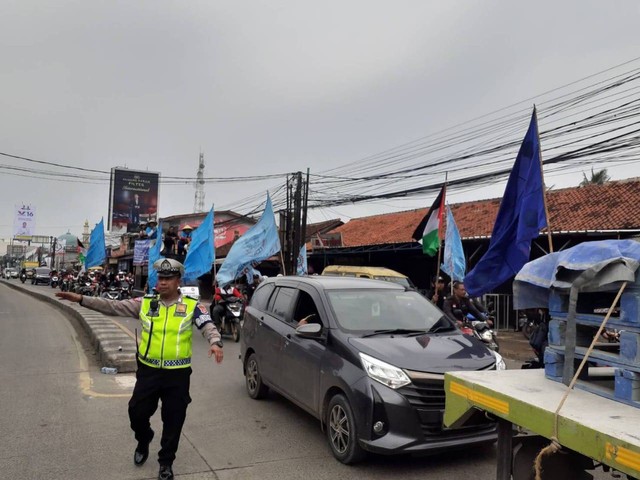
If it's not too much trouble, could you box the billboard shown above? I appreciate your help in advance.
[108,168,160,234]
[13,204,36,239]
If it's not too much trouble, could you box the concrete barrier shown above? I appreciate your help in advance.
[1,280,137,372]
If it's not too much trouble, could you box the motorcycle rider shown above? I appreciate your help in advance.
[442,281,488,326]
[211,280,244,330]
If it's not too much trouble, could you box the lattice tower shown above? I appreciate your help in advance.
[194,152,205,213]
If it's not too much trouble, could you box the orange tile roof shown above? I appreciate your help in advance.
[330,178,640,247]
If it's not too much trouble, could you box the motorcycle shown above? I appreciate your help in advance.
[101,285,122,300]
[78,281,96,296]
[60,275,71,292]
[119,280,132,300]
[212,297,244,343]
[457,310,500,352]
[20,273,27,284]
[519,311,535,339]
[522,319,549,369]
[50,275,59,288]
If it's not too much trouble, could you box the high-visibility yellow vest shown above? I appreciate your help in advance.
[138,295,198,369]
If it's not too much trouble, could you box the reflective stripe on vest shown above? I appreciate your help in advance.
[138,296,198,369]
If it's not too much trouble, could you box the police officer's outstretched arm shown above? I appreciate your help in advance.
[192,303,223,363]
[56,290,141,318]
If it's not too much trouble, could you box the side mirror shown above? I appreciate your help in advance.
[296,323,322,337]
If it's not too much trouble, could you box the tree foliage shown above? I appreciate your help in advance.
[580,167,610,186]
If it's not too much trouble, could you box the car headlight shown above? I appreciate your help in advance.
[492,351,507,370]
[359,352,411,389]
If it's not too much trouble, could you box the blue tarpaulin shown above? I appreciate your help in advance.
[513,239,640,310]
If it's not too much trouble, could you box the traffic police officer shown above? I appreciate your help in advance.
[56,258,223,480]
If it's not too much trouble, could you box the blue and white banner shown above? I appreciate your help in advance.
[296,244,308,276]
[184,209,215,282]
[216,193,281,286]
[147,222,163,289]
[85,218,106,269]
[133,239,151,266]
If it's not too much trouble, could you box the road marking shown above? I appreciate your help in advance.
[62,313,131,398]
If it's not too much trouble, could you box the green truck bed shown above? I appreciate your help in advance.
[444,369,640,479]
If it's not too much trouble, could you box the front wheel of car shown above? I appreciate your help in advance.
[326,394,365,464]
[245,353,268,399]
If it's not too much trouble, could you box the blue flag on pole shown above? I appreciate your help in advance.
[216,193,281,286]
[441,205,466,282]
[296,244,308,276]
[183,208,215,282]
[147,222,163,289]
[85,218,106,269]
[464,108,547,297]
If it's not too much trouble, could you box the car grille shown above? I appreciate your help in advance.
[398,368,496,439]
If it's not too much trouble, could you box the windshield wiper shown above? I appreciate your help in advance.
[426,317,456,334]
[362,328,427,338]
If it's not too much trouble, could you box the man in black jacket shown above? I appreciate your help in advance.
[442,281,487,325]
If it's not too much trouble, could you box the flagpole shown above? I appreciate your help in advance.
[279,251,287,276]
[534,105,554,253]
[435,174,447,294]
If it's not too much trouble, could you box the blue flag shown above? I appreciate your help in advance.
[85,218,106,269]
[296,244,308,276]
[441,206,465,282]
[183,208,215,282]
[147,222,163,289]
[465,108,547,296]
[217,193,281,286]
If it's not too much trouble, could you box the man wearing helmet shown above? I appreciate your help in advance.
[56,258,222,480]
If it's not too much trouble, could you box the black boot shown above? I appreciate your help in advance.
[158,464,174,480]
[133,430,154,466]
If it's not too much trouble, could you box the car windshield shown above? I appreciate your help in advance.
[35,268,51,275]
[326,289,452,333]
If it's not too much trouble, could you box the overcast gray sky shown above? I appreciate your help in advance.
[1,0,639,239]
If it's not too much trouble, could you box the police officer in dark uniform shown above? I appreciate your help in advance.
[56,258,223,480]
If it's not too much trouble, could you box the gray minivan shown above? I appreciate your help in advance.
[240,276,504,464]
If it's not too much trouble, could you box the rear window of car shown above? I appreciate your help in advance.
[35,268,50,275]
[250,283,275,310]
[268,287,297,320]
[326,289,444,332]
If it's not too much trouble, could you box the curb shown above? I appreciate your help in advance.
[1,280,137,372]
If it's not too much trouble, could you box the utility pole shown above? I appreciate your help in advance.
[291,171,303,274]
[51,236,57,270]
[280,171,310,275]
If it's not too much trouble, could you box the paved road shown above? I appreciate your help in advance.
[0,282,613,479]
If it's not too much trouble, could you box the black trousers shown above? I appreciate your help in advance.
[128,362,192,466]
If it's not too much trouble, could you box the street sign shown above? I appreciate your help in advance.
[31,235,51,244]
[9,245,26,255]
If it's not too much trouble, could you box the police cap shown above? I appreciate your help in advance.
[153,258,184,278]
